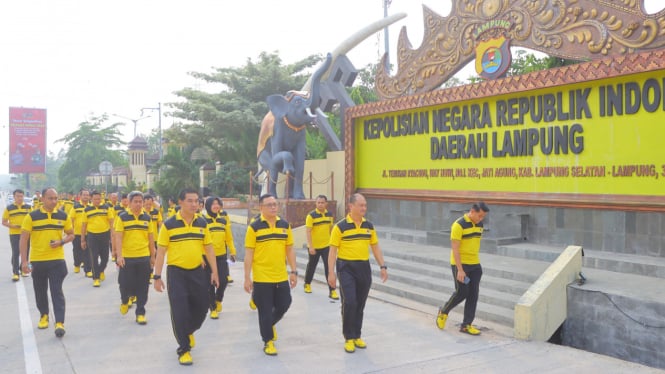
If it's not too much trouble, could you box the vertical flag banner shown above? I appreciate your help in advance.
[8,107,47,173]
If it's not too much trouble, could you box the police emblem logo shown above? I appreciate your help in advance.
[475,36,512,80]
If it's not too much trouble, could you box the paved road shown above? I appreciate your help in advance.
[0,209,662,372]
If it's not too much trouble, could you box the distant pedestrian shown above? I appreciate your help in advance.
[244,194,297,356]
[81,191,113,287]
[20,187,74,337]
[327,193,388,353]
[69,189,91,276]
[153,188,219,366]
[303,195,337,299]
[2,189,31,281]
[436,202,489,335]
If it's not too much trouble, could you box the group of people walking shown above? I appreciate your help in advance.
[4,186,489,366]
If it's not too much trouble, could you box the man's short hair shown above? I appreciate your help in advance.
[471,201,490,213]
[128,191,144,202]
[349,193,363,204]
[259,194,274,204]
[12,189,24,196]
[178,188,199,201]
[90,190,101,197]
[316,195,328,201]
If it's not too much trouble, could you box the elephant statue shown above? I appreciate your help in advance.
[256,53,332,199]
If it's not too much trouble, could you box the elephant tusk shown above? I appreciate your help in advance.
[301,12,407,92]
[315,107,328,119]
[306,107,317,118]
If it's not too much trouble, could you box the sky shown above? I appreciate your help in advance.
[1,0,662,175]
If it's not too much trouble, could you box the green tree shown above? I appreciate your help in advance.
[152,145,200,201]
[168,51,322,167]
[207,161,257,197]
[56,114,126,193]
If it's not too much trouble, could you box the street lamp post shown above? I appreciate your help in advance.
[112,114,151,137]
[141,103,162,160]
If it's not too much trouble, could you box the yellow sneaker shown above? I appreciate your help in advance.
[344,339,355,353]
[178,351,193,365]
[304,284,312,293]
[136,315,147,325]
[227,275,234,283]
[21,272,29,277]
[210,310,219,319]
[54,322,65,337]
[85,271,93,278]
[120,304,129,315]
[38,314,49,329]
[460,324,481,335]
[263,341,277,356]
[215,301,222,313]
[73,266,80,274]
[99,272,105,281]
[436,311,448,330]
[249,298,256,310]
[353,338,367,349]
[272,325,277,341]
[12,274,19,282]
[128,297,134,307]
[189,334,195,348]
[329,290,339,300]
[92,279,101,287]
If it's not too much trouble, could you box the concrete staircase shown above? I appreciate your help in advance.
[294,226,665,335]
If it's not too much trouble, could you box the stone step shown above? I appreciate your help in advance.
[295,251,520,327]
[369,281,515,327]
[491,242,665,279]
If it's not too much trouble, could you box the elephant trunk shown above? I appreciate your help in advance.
[307,53,333,113]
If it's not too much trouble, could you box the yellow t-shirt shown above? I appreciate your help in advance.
[146,207,163,238]
[157,211,212,270]
[3,203,32,235]
[244,214,293,283]
[21,208,72,262]
[305,208,333,250]
[450,214,483,265]
[69,202,89,236]
[329,215,378,261]
[204,211,236,256]
[114,210,154,258]
[83,204,113,234]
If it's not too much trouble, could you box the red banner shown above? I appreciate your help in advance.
[8,107,47,174]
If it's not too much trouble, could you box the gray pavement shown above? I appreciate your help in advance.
[0,215,663,373]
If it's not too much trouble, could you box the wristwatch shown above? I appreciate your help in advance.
[380,265,388,270]
[153,274,162,280]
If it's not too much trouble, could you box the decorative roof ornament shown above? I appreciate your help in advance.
[376,0,665,99]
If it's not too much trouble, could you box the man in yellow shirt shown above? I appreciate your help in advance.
[69,189,91,275]
[2,189,31,281]
[328,193,388,353]
[81,191,114,287]
[20,187,74,337]
[436,202,489,336]
[114,191,156,325]
[153,188,219,366]
[244,194,297,356]
[304,195,337,299]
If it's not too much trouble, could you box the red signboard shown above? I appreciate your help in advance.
[8,107,47,174]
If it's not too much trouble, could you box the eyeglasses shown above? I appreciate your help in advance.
[261,203,278,208]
